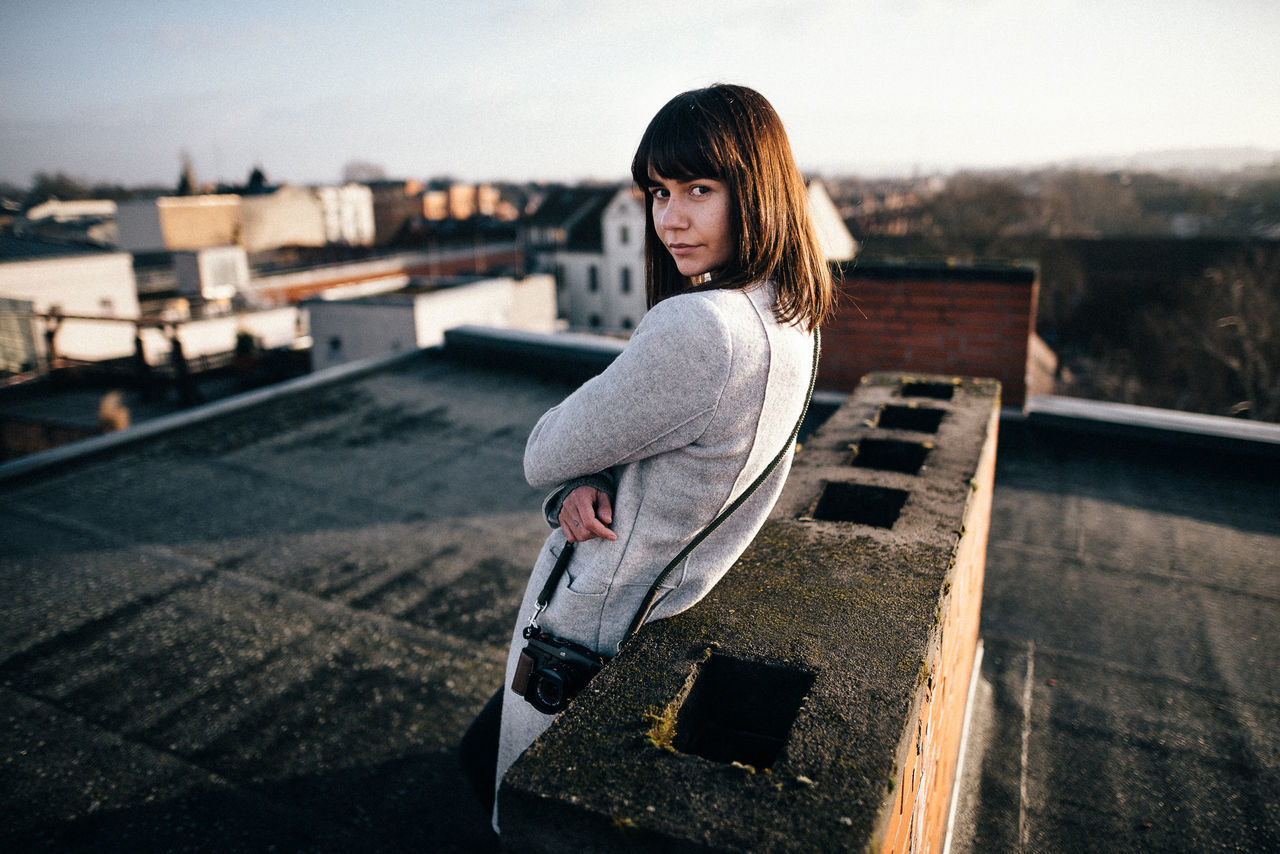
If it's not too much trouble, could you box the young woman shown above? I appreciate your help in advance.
[483,83,835,831]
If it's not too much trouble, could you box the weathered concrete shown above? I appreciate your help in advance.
[499,373,1001,852]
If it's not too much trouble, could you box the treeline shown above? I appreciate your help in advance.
[0,171,172,207]
[834,165,1280,255]
[829,168,1280,422]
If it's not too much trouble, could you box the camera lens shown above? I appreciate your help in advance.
[534,670,566,711]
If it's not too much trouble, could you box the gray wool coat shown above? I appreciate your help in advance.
[493,281,814,830]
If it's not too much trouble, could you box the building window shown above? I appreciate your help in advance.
[621,317,634,330]
[589,314,602,328]
[620,267,631,294]
[588,266,599,292]
[620,225,629,245]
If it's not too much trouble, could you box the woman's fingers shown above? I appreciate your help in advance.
[558,486,617,542]
[595,491,613,526]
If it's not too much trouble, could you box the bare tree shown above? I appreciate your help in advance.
[1153,246,1280,420]
[341,160,388,184]
[176,151,197,196]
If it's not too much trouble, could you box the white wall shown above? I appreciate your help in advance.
[307,275,558,371]
[807,180,859,262]
[554,188,647,333]
[0,252,141,362]
[174,246,250,300]
[135,307,300,366]
[600,189,647,332]
[557,252,606,331]
[240,186,326,253]
[316,184,375,246]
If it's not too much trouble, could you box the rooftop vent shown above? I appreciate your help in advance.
[878,404,945,434]
[810,482,910,528]
[673,655,814,770]
[899,381,955,400]
[849,438,930,475]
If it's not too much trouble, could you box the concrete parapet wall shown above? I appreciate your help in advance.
[500,372,1001,852]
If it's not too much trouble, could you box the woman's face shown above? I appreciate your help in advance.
[647,171,733,279]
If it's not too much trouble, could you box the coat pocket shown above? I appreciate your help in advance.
[565,564,610,595]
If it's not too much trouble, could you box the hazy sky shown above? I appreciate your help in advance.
[3,0,1278,188]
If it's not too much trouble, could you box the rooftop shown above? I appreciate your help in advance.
[1,333,1277,852]
[0,234,117,262]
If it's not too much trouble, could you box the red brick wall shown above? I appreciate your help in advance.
[822,262,1038,408]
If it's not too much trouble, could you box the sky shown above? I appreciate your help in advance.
[3,0,1279,189]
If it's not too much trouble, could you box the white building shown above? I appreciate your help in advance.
[306,274,558,371]
[0,237,141,371]
[595,188,648,332]
[316,184,376,247]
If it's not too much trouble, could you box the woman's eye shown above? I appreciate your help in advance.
[691,184,712,197]
[651,187,669,200]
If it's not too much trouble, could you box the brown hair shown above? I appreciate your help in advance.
[630,84,835,330]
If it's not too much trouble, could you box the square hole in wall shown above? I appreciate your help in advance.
[900,381,955,400]
[809,482,910,528]
[674,655,814,770]
[849,438,930,475]
[878,404,945,433]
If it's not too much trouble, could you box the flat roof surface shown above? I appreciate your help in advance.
[2,345,1277,852]
[952,421,1280,853]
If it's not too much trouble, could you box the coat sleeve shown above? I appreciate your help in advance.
[523,294,735,490]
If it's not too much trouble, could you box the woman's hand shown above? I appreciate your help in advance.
[558,485,617,543]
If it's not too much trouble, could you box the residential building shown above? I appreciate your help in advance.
[420,180,505,222]
[0,236,140,371]
[116,194,240,253]
[315,184,376,247]
[115,185,375,254]
[367,179,424,244]
[523,184,624,332]
[239,186,326,252]
[306,273,557,371]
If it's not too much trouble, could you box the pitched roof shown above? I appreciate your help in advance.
[523,185,619,252]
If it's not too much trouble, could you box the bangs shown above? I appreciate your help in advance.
[630,93,728,187]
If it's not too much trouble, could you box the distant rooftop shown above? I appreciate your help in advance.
[0,234,117,262]
[523,185,618,252]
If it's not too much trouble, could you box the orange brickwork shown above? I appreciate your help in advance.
[877,404,998,853]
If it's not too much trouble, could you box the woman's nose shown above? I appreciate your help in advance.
[658,198,687,230]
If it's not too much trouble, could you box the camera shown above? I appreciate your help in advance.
[511,627,610,714]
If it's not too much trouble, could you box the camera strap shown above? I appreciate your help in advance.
[527,328,821,648]
[527,539,576,631]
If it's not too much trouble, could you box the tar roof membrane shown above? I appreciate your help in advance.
[1,337,1277,852]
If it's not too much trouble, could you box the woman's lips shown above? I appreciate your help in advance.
[667,243,699,255]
